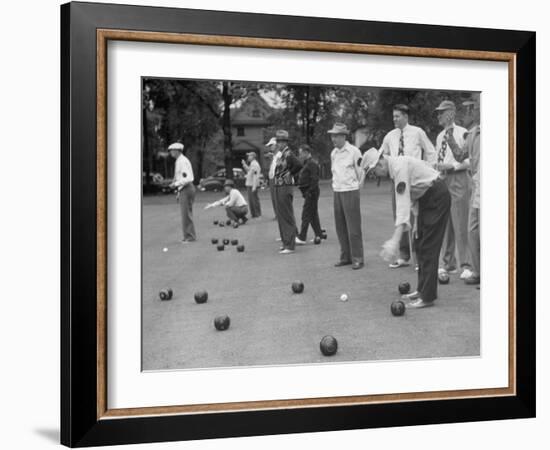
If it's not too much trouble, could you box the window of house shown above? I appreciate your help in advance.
[237,126,245,136]
[252,109,261,118]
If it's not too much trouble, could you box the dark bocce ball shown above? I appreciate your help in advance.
[219,222,225,228]
[226,220,232,226]
[236,245,245,252]
[214,315,230,331]
[194,290,208,304]
[398,282,411,295]
[320,335,338,356]
[231,239,238,245]
[213,220,219,226]
[217,244,225,251]
[438,272,450,284]
[313,236,322,245]
[233,222,239,229]
[291,281,305,294]
[211,238,219,245]
[223,238,230,245]
[159,289,172,301]
[391,300,406,316]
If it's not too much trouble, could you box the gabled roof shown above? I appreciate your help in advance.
[231,90,273,126]
[232,139,263,152]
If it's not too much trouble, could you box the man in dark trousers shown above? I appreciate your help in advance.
[361,148,451,308]
[296,144,323,245]
[272,130,302,254]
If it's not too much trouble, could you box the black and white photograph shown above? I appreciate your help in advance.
[141,78,481,371]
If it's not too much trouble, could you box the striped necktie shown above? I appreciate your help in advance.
[438,128,453,163]
[398,129,404,156]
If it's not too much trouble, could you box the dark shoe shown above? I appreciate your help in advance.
[241,217,248,225]
[352,262,364,270]
[465,276,480,285]
[334,261,352,267]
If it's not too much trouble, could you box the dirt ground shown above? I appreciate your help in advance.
[142,179,480,371]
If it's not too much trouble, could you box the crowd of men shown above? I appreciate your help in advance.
[168,98,481,310]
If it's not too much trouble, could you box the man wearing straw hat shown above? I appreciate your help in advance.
[168,142,196,243]
[361,148,451,308]
[328,123,364,270]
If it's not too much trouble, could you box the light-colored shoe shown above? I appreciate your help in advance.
[295,237,307,245]
[389,258,410,269]
[406,298,434,309]
[460,268,474,280]
[438,267,448,275]
[279,249,295,254]
[402,290,420,300]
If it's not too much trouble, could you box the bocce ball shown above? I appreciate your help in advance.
[391,300,406,316]
[214,315,230,331]
[438,272,450,284]
[313,236,322,245]
[211,238,219,245]
[231,239,238,245]
[320,335,338,356]
[213,220,219,225]
[162,247,168,252]
[233,223,239,229]
[223,238,230,245]
[398,282,411,295]
[159,288,173,301]
[236,245,245,252]
[219,222,225,227]
[292,281,305,294]
[194,290,208,304]
[340,293,348,302]
[217,245,225,251]
[226,220,232,226]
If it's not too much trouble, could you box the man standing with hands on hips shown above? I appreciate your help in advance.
[362,148,451,308]
[168,142,196,243]
[328,123,364,270]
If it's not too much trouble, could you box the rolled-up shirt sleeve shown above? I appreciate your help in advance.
[392,160,412,230]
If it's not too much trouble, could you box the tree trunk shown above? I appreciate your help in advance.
[222,82,233,179]
[142,106,151,191]
[305,87,311,144]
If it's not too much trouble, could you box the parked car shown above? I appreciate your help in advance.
[199,168,266,192]
[142,172,173,194]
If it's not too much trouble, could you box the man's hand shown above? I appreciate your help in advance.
[436,163,454,172]
[380,238,400,262]
[204,203,213,210]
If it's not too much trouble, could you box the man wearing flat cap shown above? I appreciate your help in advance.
[168,142,196,243]
[328,123,364,269]
[434,100,473,280]
[204,179,249,225]
[272,130,303,254]
[242,151,262,218]
[379,104,437,269]
[361,148,451,308]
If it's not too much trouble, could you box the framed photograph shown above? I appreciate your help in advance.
[61,1,535,447]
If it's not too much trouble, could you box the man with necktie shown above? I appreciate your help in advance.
[434,100,473,279]
[380,104,436,268]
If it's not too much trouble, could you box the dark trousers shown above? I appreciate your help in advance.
[298,186,322,241]
[415,179,451,303]
[391,181,412,260]
[225,205,248,222]
[333,190,364,264]
[269,181,278,219]
[178,184,196,241]
[273,185,297,250]
[247,186,262,218]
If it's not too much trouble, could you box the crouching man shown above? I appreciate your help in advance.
[362,148,451,308]
[204,179,249,225]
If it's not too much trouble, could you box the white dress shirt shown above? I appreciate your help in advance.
[435,123,470,170]
[380,124,436,164]
[173,154,194,187]
[212,188,248,208]
[388,156,440,230]
[268,151,281,180]
[330,141,363,192]
[245,159,261,187]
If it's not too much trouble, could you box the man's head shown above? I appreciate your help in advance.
[298,144,312,162]
[246,151,257,163]
[274,129,289,151]
[361,147,386,177]
[168,142,184,159]
[462,99,479,128]
[223,179,235,194]
[393,104,409,129]
[435,100,456,127]
[327,123,350,149]
[372,155,389,178]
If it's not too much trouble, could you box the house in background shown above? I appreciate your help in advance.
[230,89,273,172]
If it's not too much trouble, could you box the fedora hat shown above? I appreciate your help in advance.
[327,123,350,135]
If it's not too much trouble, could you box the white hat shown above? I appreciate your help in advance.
[265,137,277,147]
[361,147,382,173]
[168,142,184,151]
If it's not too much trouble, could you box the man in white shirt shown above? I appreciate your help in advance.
[168,142,196,243]
[329,123,364,270]
[380,104,436,269]
[361,149,451,308]
[242,151,262,218]
[434,100,472,278]
[266,137,280,220]
[204,179,249,224]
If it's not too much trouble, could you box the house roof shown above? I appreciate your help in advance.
[232,139,263,152]
[231,90,273,126]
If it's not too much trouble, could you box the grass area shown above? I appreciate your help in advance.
[142,179,480,370]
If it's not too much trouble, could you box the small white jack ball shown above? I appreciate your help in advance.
[340,294,348,302]
[162,247,168,252]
